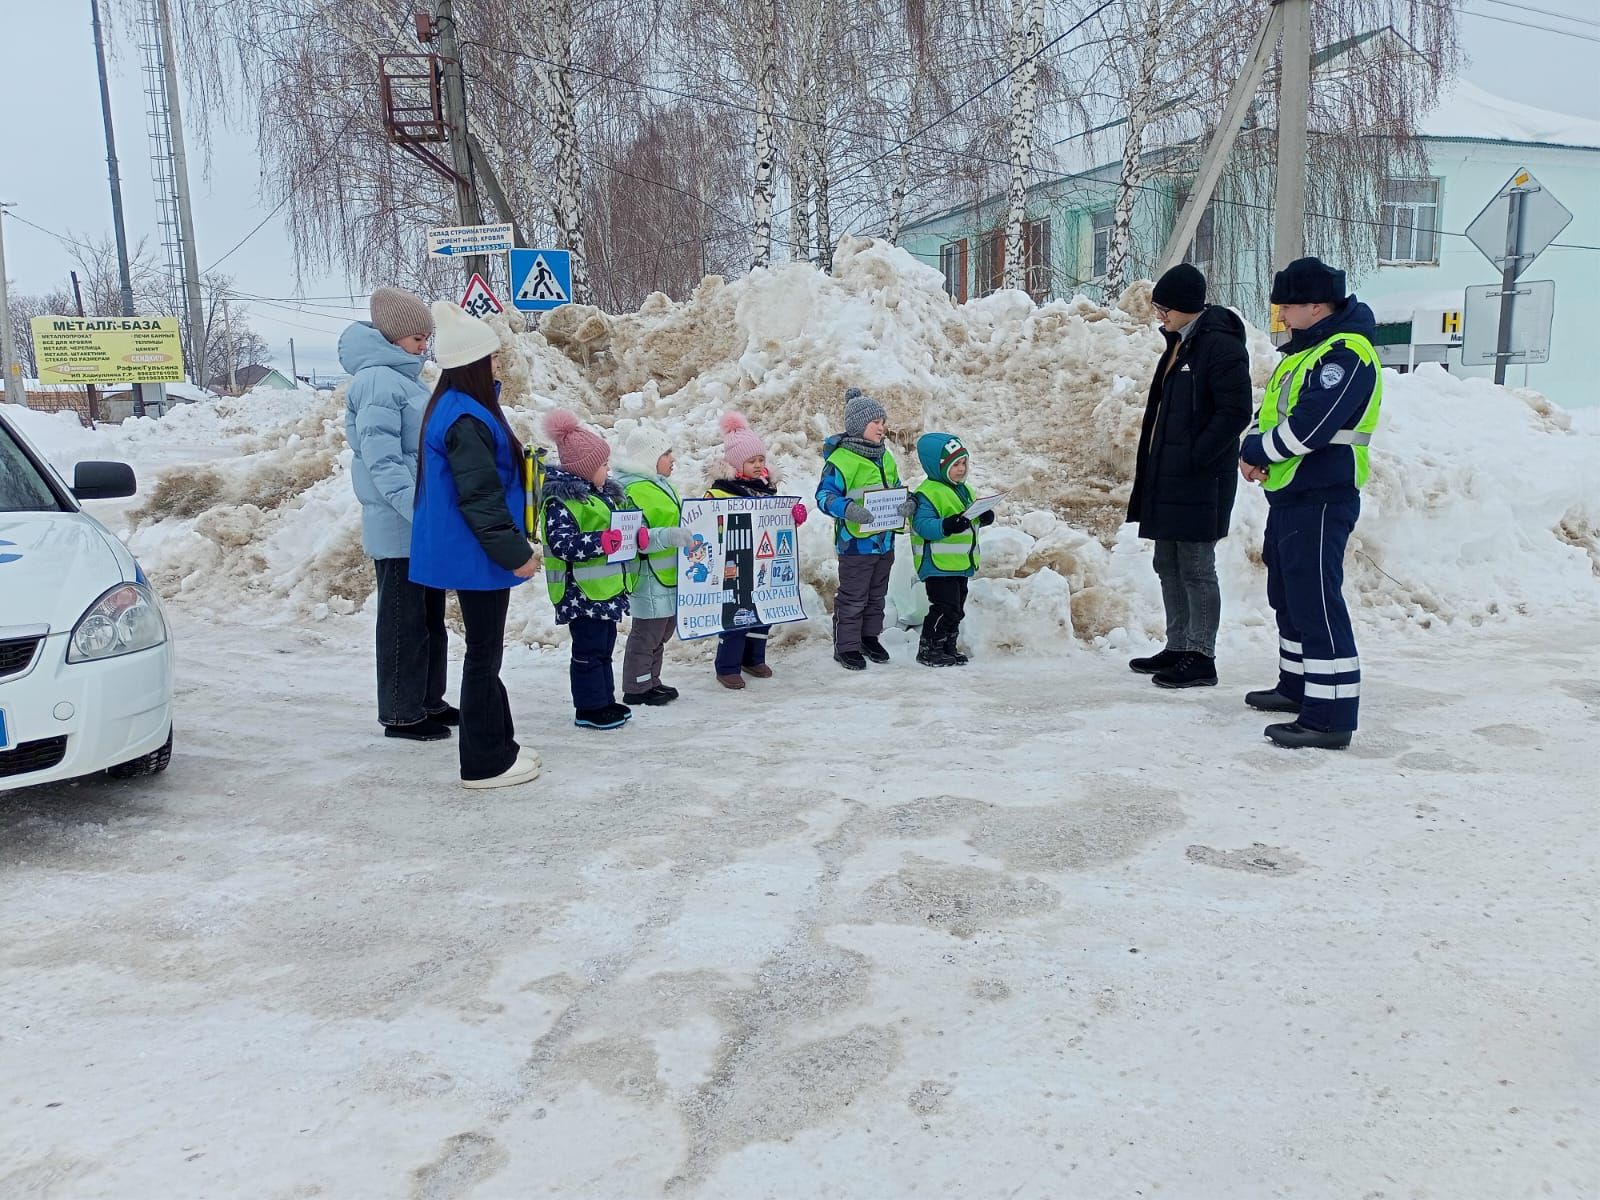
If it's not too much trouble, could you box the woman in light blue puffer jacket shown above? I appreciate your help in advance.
[340,287,454,743]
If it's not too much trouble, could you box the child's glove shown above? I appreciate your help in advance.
[636,526,651,552]
[654,526,697,549]
[790,503,809,526]
[599,529,624,555]
[941,514,973,535]
[898,497,919,518]
[843,501,873,524]
[978,510,997,527]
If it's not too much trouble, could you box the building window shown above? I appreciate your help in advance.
[1023,217,1052,302]
[939,239,969,302]
[1090,209,1115,278]
[975,229,1006,297]
[1171,186,1217,276]
[1379,178,1440,265]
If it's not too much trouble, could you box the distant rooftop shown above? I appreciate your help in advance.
[1420,79,1600,150]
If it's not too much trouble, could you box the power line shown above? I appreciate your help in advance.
[202,107,368,273]
[1475,0,1600,30]
[1458,6,1600,43]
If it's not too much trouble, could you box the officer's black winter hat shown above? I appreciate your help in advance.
[1151,263,1206,313]
[1271,257,1347,305]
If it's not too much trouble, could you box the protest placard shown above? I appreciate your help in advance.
[857,486,909,534]
[674,495,807,641]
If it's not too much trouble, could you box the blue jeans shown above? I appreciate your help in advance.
[1152,539,1220,657]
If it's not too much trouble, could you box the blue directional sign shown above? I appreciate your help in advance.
[510,248,573,312]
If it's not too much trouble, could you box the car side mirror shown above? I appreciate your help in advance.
[72,460,138,501]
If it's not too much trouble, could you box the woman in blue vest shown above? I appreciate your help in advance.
[410,302,540,790]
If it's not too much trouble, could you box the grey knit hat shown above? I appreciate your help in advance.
[369,286,434,342]
[843,387,887,437]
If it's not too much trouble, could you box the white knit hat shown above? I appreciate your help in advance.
[430,300,501,369]
[615,424,674,477]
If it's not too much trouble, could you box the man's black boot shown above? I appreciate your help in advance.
[1153,652,1217,689]
[1130,648,1182,675]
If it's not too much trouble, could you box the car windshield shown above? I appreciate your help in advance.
[0,420,68,513]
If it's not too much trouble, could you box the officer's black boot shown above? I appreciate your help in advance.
[1246,688,1300,713]
[1264,721,1352,750]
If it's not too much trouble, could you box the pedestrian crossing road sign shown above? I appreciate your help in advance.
[510,249,573,312]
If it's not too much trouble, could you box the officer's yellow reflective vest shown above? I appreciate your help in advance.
[1259,332,1382,492]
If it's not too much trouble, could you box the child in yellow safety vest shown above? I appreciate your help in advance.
[540,409,638,731]
[707,412,809,691]
[613,424,698,707]
[909,432,995,667]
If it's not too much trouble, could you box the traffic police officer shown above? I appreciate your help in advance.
[1239,257,1382,749]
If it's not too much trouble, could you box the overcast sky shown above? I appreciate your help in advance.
[4,1,1598,379]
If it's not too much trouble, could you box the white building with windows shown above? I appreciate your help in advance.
[902,78,1600,408]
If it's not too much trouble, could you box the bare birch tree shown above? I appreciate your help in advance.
[1103,0,1165,298]
[1001,0,1045,292]
[539,0,589,301]
[752,3,780,268]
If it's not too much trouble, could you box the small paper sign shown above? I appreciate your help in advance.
[857,486,909,534]
[963,493,1004,520]
[608,509,644,563]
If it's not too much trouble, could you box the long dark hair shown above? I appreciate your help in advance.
[418,355,518,456]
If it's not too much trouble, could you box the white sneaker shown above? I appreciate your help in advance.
[461,750,541,790]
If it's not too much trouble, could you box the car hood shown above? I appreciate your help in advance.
[0,511,134,631]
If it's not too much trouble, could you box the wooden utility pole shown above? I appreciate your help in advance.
[1158,3,1283,271]
[1273,0,1312,270]
[432,0,486,283]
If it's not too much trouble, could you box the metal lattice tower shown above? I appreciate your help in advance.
[135,0,206,386]
[137,2,183,291]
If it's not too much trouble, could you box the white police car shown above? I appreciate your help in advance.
[0,407,174,790]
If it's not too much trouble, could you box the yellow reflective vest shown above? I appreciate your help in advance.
[1259,332,1383,492]
[540,492,630,605]
[911,480,980,575]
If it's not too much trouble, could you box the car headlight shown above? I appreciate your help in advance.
[67,583,167,663]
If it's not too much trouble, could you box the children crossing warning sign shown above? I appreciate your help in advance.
[510,249,573,312]
[756,530,775,558]
[459,274,503,320]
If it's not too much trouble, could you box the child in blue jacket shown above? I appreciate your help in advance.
[815,388,915,671]
[909,432,995,667]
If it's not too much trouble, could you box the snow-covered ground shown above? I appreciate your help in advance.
[3,611,1596,1199]
[3,243,1598,1197]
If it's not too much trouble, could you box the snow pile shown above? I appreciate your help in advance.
[2,389,325,471]
[20,236,1598,652]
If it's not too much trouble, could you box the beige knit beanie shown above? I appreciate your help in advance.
[369,286,434,342]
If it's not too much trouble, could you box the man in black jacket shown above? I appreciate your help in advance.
[1126,263,1253,688]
